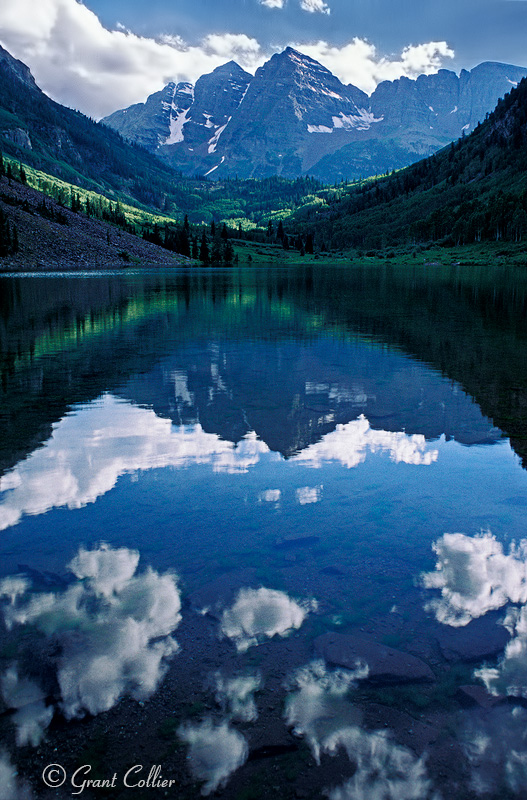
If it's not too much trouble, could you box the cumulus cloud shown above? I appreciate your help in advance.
[0,0,264,118]
[178,719,248,795]
[0,393,272,531]
[0,0,454,118]
[422,530,527,701]
[284,660,367,762]
[214,673,261,722]
[0,667,53,747]
[295,485,323,505]
[0,751,33,800]
[284,661,437,799]
[0,395,435,534]
[300,0,331,14]
[462,706,527,796]
[296,39,454,94]
[220,587,317,652]
[0,545,182,719]
[259,0,286,8]
[475,604,527,698]
[292,415,438,469]
[422,531,527,627]
[325,728,438,800]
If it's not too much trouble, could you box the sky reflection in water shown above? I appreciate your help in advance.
[2,267,527,798]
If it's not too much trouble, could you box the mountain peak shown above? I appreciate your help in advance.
[211,60,249,77]
[0,44,38,91]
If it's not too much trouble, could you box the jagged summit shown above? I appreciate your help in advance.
[102,47,527,183]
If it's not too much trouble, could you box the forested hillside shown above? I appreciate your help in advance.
[292,77,527,252]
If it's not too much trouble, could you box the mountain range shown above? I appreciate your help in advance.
[102,48,527,182]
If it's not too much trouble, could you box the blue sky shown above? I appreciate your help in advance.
[0,0,526,118]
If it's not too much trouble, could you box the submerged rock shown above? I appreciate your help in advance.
[314,633,435,685]
[436,614,509,663]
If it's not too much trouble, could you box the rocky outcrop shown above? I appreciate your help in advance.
[314,633,435,685]
[102,81,194,151]
[102,48,527,183]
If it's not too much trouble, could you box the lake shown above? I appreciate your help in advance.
[1,263,527,799]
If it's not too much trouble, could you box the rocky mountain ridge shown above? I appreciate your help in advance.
[102,48,527,182]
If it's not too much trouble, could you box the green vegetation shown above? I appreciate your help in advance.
[291,77,527,253]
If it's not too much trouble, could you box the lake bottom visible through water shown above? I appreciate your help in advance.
[1,264,527,799]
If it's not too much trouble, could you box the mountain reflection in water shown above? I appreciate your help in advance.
[1,264,527,798]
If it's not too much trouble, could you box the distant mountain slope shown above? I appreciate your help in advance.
[102,48,527,182]
[292,76,527,250]
[0,44,199,212]
[0,44,325,225]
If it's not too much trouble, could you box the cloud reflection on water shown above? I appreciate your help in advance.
[462,706,527,796]
[220,587,317,652]
[178,718,248,796]
[0,544,181,721]
[423,530,527,701]
[422,531,527,627]
[292,416,438,468]
[284,661,438,800]
[0,395,438,531]
[0,751,32,800]
[0,667,53,747]
[214,673,261,722]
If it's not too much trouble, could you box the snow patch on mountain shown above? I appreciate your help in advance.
[208,120,230,154]
[307,124,334,133]
[204,156,226,176]
[308,109,383,134]
[164,108,190,145]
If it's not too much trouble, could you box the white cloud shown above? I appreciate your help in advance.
[300,0,331,14]
[325,728,438,800]
[1,545,182,720]
[422,531,527,702]
[258,489,281,503]
[214,673,261,722]
[0,398,434,533]
[295,485,323,504]
[292,415,438,469]
[0,751,33,800]
[0,0,455,118]
[284,660,367,762]
[178,719,248,796]
[259,0,286,8]
[0,394,272,531]
[0,667,53,747]
[0,0,264,118]
[295,39,455,94]
[475,604,527,698]
[422,531,527,627]
[220,587,317,652]
[284,661,437,799]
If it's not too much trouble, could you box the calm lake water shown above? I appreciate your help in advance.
[1,264,527,799]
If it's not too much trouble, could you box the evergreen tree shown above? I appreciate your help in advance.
[184,214,190,233]
[211,237,222,264]
[211,220,216,237]
[221,223,228,240]
[0,152,4,178]
[223,239,234,264]
[200,231,210,263]
[191,235,199,260]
